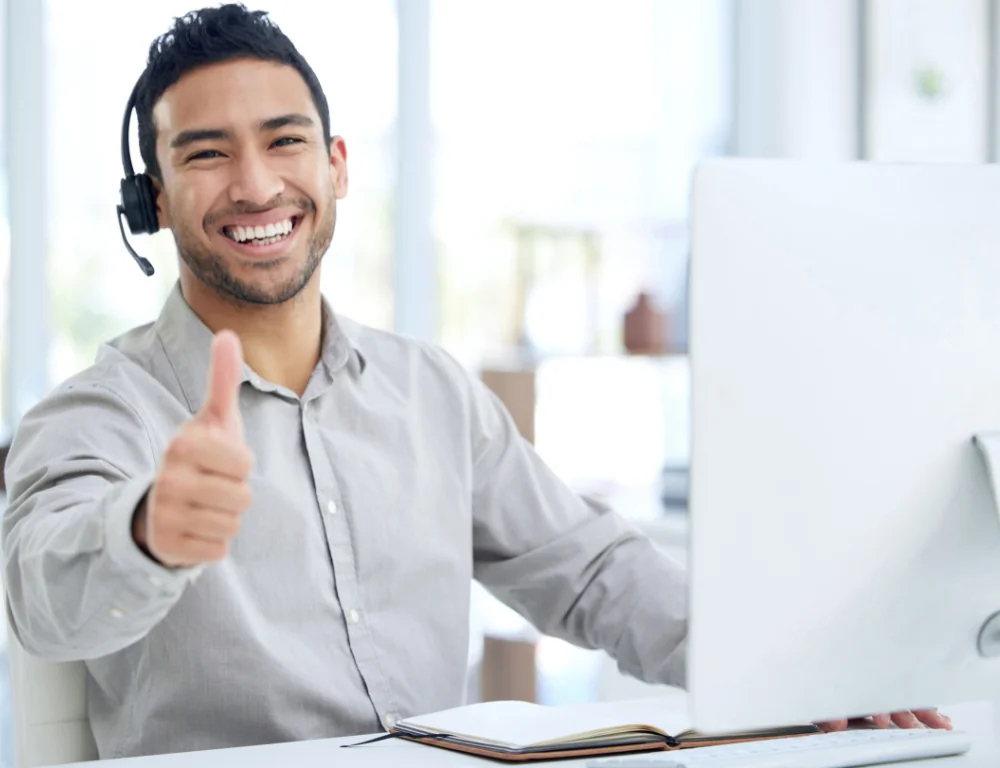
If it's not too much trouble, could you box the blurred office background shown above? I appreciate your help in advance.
[0,0,997,763]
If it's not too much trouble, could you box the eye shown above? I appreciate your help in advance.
[187,149,224,162]
[272,136,304,148]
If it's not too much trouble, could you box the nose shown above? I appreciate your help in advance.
[228,148,284,206]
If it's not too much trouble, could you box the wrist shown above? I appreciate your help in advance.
[131,495,164,566]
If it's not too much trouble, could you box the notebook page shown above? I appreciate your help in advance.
[399,697,689,748]
[534,697,690,745]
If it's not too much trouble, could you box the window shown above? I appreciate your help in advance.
[272,2,397,330]
[431,0,732,366]
[0,198,8,439]
[0,2,8,439]
[44,1,396,384]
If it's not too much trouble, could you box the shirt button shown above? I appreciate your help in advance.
[147,574,162,587]
[326,500,337,515]
[348,609,360,624]
[384,713,398,729]
[109,607,126,618]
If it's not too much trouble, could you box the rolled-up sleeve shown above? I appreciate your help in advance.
[468,377,688,687]
[3,381,196,662]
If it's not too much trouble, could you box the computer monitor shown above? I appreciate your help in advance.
[686,159,1000,734]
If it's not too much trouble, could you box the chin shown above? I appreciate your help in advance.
[220,252,319,305]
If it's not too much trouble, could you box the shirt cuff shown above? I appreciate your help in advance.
[103,475,204,595]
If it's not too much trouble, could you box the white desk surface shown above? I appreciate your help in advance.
[59,701,997,767]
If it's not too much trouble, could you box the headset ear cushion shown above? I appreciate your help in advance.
[119,176,145,234]
[119,174,159,235]
[135,173,160,235]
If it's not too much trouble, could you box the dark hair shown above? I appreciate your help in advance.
[135,3,332,180]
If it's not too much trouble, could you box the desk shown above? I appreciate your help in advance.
[57,701,997,767]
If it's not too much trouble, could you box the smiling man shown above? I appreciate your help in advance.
[156,65,340,317]
[0,3,948,761]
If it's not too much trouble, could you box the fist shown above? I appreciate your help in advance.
[134,330,254,567]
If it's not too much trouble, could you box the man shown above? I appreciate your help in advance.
[1,4,948,760]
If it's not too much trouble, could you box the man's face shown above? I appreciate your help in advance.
[152,58,348,305]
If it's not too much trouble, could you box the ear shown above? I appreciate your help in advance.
[151,176,171,229]
[329,136,349,200]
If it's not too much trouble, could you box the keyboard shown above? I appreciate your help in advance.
[586,727,972,768]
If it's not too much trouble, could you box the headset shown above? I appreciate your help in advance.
[116,78,157,276]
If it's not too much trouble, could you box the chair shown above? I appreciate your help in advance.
[4,611,98,766]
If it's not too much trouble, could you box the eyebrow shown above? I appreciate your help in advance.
[170,128,229,149]
[260,113,314,132]
[169,114,315,150]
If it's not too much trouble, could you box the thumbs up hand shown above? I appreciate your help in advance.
[196,330,246,439]
[133,331,255,567]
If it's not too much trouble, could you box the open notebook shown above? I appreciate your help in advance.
[383,697,820,761]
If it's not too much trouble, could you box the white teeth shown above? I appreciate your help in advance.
[223,218,295,244]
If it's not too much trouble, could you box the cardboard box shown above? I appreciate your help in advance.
[479,368,536,445]
[479,636,537,703]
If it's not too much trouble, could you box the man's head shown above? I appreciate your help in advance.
[136,4,348,305]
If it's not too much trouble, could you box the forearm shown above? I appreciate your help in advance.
[590,528,688,688]
[4,473,196,661]
[475,504,688,687]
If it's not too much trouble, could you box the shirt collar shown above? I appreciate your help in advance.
[156,283,366,413]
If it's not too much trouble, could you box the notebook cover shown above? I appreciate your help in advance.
[394,734,671,762]
[675,724,820,747]
[393,727,819,762]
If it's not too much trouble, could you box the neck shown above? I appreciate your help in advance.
[180,271,323,397]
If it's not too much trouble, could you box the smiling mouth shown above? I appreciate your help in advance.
[221,216,302,246]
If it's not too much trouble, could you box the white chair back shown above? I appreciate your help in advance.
[5,614,98,766]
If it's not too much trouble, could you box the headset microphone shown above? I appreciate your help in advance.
[116,78,157,276]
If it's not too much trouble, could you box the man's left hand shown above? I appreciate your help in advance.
[818,709,952,732]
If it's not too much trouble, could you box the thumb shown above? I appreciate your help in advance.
[198,330,245,434]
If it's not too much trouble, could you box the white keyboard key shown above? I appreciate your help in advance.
[586,727,972,768]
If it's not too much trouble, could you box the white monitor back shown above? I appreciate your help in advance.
[687,159,1000,733]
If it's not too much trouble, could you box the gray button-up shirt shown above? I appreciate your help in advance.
[2,285,687,759]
